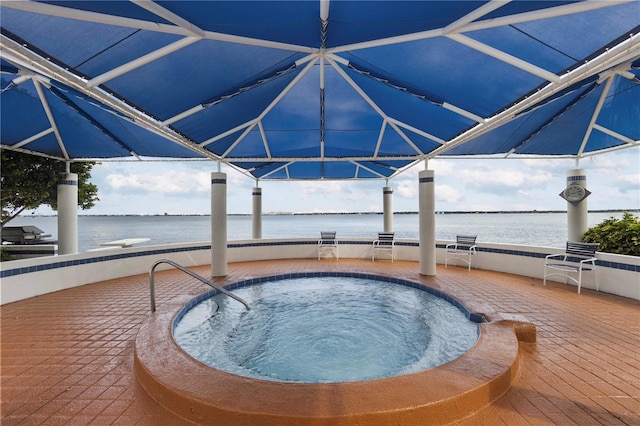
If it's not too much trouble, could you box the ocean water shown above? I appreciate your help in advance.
[7,211,628,253]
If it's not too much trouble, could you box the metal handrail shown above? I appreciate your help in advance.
[149,259,250,312]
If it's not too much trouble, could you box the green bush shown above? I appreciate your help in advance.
[582,212,640,256]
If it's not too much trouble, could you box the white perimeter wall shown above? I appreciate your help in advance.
[2,239,638,305]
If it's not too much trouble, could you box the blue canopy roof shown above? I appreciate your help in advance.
[1,1,638,180]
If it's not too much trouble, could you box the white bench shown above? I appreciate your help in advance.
[372,232,395,261]
[544,241,599,294]
[445,235,477,271]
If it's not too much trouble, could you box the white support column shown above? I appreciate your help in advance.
[211,172,227,277]
[252,186,262,239]
[419,170,436,276]
[57,173,78,255]
[383,186,393,233]
[566,169,589,242]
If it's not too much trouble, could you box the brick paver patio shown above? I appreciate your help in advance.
[2,259,639,425]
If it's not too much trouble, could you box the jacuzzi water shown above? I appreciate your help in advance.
[173,276,479,383]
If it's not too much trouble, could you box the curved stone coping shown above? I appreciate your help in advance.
[135,275,523,425]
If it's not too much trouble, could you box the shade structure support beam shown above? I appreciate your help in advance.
[328,0,628,54]
[1,1,314,54]
[389,119,446,146]
[442,102,485,124]
[222,154,424,163]
[222,123,258,158]
[193,58,316,149]
[329,56,423,156]
[163,54,316,127]
[320,0,330,22]
[592,125,638,146]
[328,55,436,156]
[131,0,206,37]
[1,0,195,36]
[0,35,218,161]
[11,128,55,150]
[441,143,639,161]
[350,161,387,179]
[446,33,561,84]
[353,164,360,179]
[6,73,33,88]
[1,43,324,166]
[320,55,326,159]
[431,32,640,158]
[344,60,485,124]
[327,57,389,119]
[249,58,319,156]
[461,0,634,34]
[255,58,318,122]
[257,162,293,180]
[502,84,599,158]
[87,36,201,88]
[387,121,424,155]
[33,80,69,160]
[257,122,272,158]
[199,119,258,148]
[50,85,142,158]
[442,0,511,34]
[373,122,387,157]
[577,75,615,157]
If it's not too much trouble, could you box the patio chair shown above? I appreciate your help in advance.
[544,241,599,294]
[318,231,338,260]
[372,232,395,261]
[445,235,477,271]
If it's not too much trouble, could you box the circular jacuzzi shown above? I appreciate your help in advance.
[173,274,479,383]
[135,272,523,425]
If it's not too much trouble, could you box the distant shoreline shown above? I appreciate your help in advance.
[20,209,639,218]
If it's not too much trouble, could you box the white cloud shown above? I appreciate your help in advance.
[225,166,253,187]
[427,159,457,176]
[435,184,462,203]
[615,173,640,191]
[395,179,417,198]
[105,169,210,194]
[294,181,344,200]
[459,167,554,190]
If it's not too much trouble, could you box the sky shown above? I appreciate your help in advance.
[29,147,639,216]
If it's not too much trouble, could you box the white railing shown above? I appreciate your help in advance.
[149,259,250,312]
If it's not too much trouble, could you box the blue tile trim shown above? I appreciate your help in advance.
[0,245,211,278]
[419,177,434,183]
[58,180,78,186]
[173,271,485,332]
[567,175,586,181]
